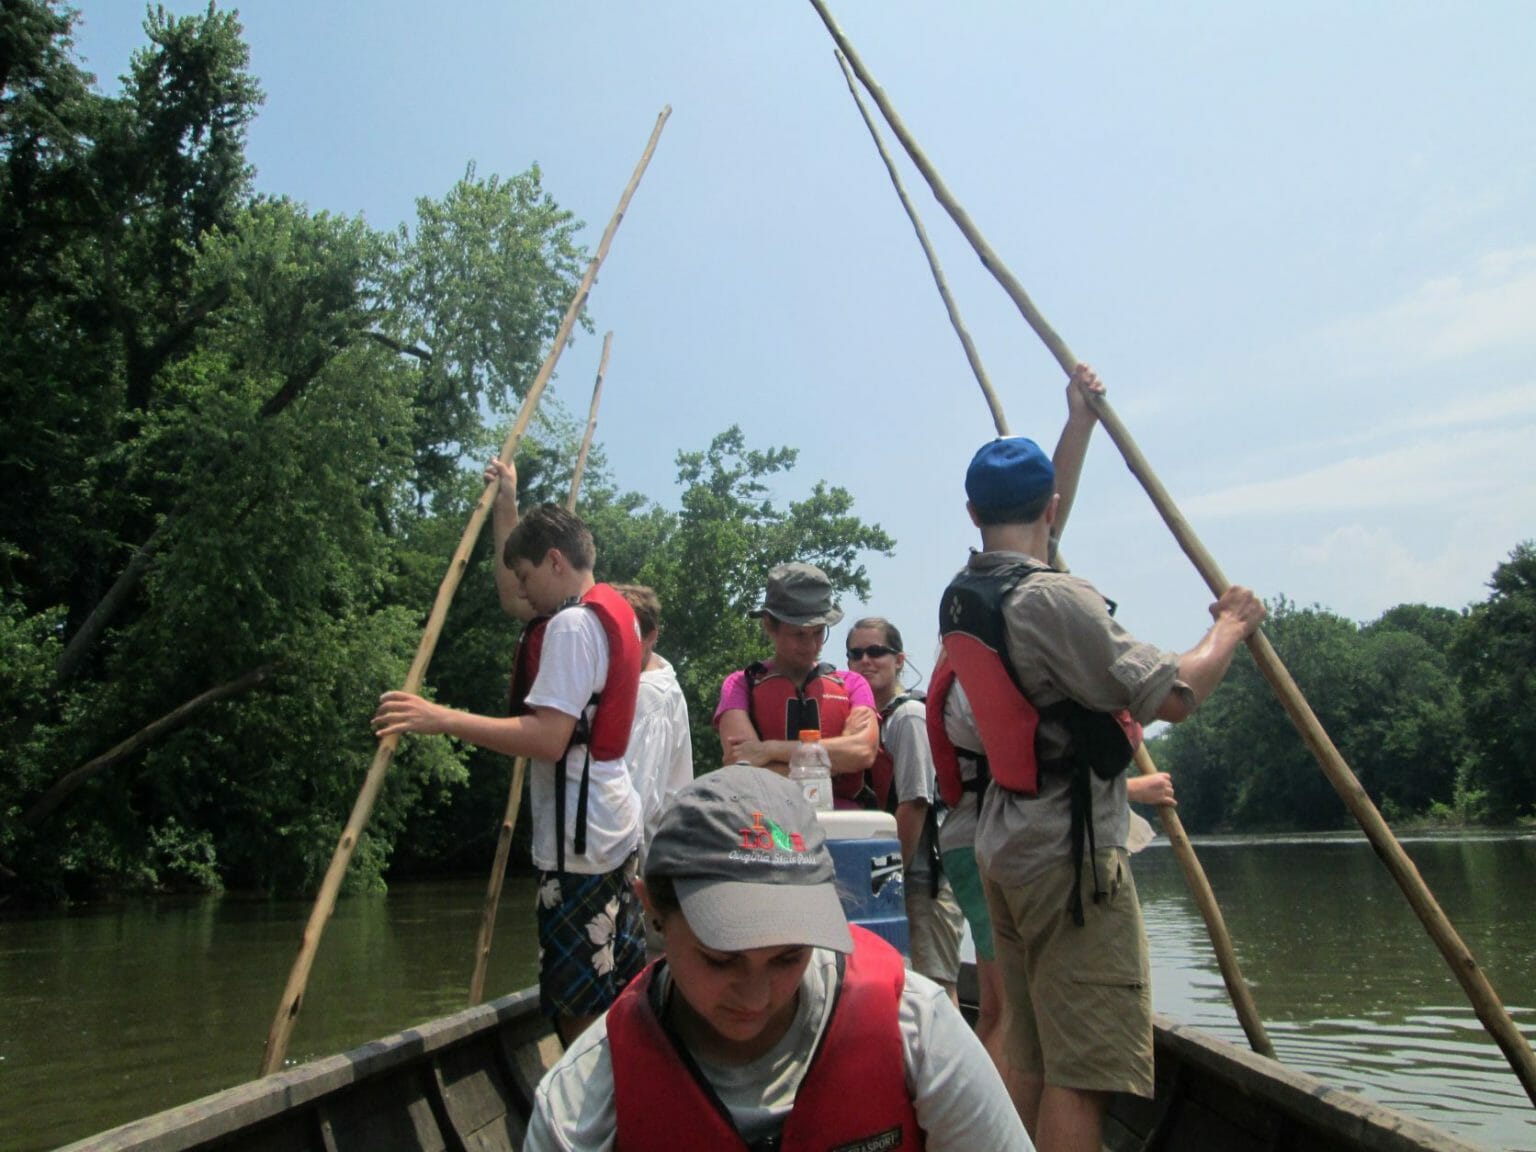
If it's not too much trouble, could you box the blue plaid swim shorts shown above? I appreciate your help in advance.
[535,856,645,1020]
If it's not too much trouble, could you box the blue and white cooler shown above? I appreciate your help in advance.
[817,809,908,956]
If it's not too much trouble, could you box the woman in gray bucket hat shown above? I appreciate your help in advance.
[522,764,1034,1151]
[713,563,881,807]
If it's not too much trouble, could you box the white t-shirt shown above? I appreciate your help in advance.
[524,606,642,874]
[627,655,694,863]
[523,948,1034,1152]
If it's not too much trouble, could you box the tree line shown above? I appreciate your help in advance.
[0,3,891,902]
[4,4,1528,905]
[1148,546,1536,833]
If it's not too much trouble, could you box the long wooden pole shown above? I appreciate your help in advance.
[810,0,1536,1106]
[259,108,670,1076]
[832,45,1273,1060]
[566,332,612,508]
[833,54,1008,438]
[468,332,614,1006]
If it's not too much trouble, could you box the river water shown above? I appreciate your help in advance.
[2,833,1533,1151]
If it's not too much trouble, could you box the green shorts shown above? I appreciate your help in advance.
[941,846,995,962]
[983,848,1153,1097]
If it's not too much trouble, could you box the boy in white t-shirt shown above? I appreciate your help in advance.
[374,468,644,1044]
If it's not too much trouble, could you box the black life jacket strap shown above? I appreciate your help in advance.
[1066,761,1107,927]
[554,749,567,879]
[959,751,991,794]
[742,661,768,739]
[555,692,601,879]
[923,803,943,897]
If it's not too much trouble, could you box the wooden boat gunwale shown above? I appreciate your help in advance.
[56,978,1483,1152]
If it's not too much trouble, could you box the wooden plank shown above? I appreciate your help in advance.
[317,1071,449,1152]
[434,1038,518,1152]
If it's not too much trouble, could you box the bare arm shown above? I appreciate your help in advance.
[1156,586,1267,722]
[1051,362,1103,542]
[717,708,761,766]
[722,705,879,776]
[486,458,537,622]
[822,706,879,774]
[373,691,577,761]
[895,799,928,867]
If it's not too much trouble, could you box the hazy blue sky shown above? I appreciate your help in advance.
[70,2,1535,666]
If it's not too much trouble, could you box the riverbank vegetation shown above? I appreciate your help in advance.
[2,6,1527,904]
[1150,542,1536,833]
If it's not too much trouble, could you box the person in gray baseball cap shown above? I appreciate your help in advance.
[714,563,880,805]
[522,763,1035,1152]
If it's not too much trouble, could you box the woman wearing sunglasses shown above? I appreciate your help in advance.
[846,618,966,1006]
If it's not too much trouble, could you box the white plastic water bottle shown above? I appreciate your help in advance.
[788,728,834,812]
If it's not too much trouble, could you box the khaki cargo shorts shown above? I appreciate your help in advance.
[905,872,965,986]
[983,848,1153,1097]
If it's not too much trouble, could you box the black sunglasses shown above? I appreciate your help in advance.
[846,644,898,661]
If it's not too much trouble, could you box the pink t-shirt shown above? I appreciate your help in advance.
[713,663,876,726]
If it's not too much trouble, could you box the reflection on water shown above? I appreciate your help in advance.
[1136,832,1536,1150]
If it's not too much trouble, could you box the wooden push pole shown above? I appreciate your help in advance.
[832,53,1009,439]
[259,109,670,1076]
[468,331,614,1007]
[832,47,1274,1060]
[811,0,1536,1105]
[566,332,613,508]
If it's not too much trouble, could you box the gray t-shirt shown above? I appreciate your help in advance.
[882,697,941,884]
[524,947,1034,1152]
[960,551,1185,886]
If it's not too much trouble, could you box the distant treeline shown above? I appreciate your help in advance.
[0,4,892,903]
[1148,547,1536,832]
[4,5,1528,905]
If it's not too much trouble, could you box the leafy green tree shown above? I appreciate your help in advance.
[0,8,594,899]
[1156,596,1477,831]
[1355,617,1467,817]
[378,167,585,490]
[1455,542,1536,822]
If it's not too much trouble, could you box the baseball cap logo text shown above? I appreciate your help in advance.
[738,811,806,853]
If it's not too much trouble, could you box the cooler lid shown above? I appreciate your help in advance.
[816,809,898,839]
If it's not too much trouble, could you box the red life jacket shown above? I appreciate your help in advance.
[744,662,864,806]
[506,582,642,873]
[608,925,923,1152]
[924,661,992,810]
[933,562,1143,806]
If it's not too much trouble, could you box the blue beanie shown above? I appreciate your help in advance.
[965,437,1055,511]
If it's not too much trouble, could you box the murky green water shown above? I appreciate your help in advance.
[3,836,1533,1151]
[1134,832,1536,1150]
[1,877,542,1152]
